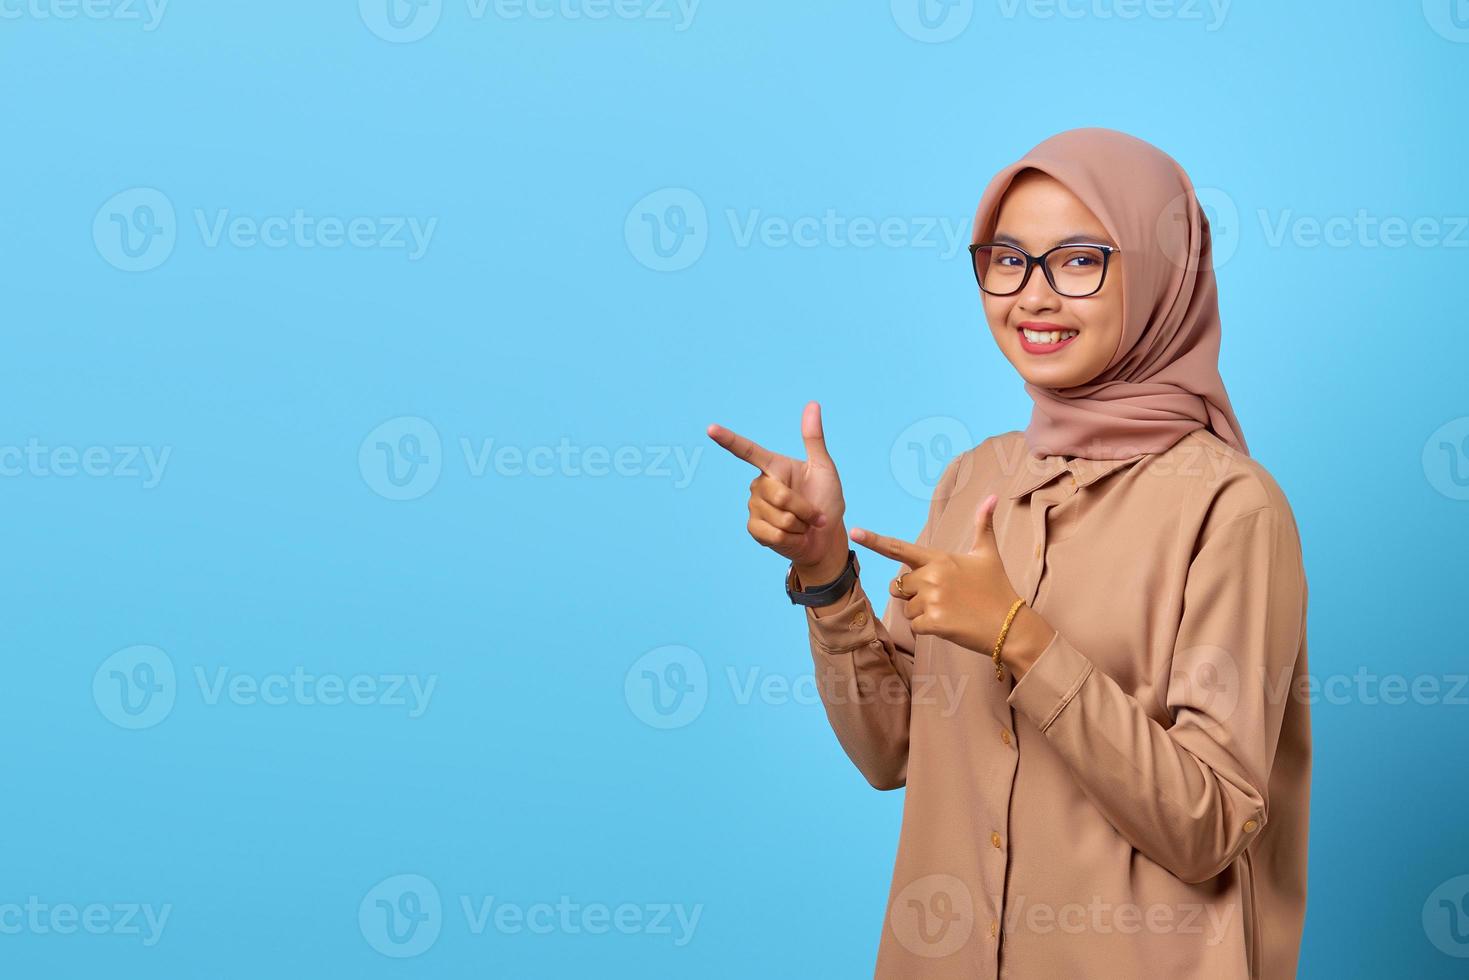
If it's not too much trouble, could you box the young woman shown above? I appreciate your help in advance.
[707,127,1310,979]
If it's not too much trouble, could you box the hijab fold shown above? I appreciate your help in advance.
[970,127,1249,460]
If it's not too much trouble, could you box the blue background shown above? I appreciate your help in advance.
[4,1,1467,976]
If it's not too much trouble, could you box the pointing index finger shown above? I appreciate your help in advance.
[849,527,936,569]
[706,423,777,474]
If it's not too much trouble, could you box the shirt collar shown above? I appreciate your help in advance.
[1003,448,1150,499]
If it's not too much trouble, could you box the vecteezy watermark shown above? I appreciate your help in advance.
[1003,894,1235,943]
[1423,0,1469,43]
[0,0,168,30]
[1423,416,1469,501]
[623,645,973,729]
[624,188,976,272]
[358,873,702,958]
[194,667,436,717]
[0,897,171,946]
[460,894,702,946]
[891,0,1230,42]
[0,439,171,488]
[1423,873,1469,958]
[994,0,1231,30]
[93,645,438,729]
[359,0,698,43]
[358,416,703,501]
[1261,665,1469,708]
[1258,208,1469,249]
[93,188,437,272]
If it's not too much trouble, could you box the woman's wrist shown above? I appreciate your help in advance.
[793,549,850,589]
[1001,604,1057,679]
[793,550,856,616]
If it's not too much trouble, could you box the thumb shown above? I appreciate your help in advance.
[970,493,998,553]
[802,400,833,464]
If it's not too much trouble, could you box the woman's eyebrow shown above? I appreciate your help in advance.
[991,231,1113,247]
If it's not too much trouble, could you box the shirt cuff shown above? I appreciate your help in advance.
[1006,628,1094,733]
[804,578,878,654]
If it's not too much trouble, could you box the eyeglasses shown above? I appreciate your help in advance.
[968,241,1120,298]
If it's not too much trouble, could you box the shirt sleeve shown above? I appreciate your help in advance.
[805,452,967,791]
[1005,504,1306,883]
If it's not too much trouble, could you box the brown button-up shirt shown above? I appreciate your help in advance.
[806,428,1310,979]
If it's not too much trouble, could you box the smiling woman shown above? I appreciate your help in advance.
[707,126,1309,980]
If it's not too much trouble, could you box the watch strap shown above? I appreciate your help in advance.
[786,550,859,607]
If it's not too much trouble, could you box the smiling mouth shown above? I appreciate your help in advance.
[1016,325,1079,354]
[1019,326,1078,343]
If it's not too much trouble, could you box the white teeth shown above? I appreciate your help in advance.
[1022,328,1078,344]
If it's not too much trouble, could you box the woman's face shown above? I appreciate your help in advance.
[980,171,1125,390]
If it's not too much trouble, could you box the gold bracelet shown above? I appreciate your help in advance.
[992,597,1026,682]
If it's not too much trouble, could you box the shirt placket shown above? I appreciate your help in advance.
[997,464,1078,965]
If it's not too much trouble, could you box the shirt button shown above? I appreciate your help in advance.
[1033,544,1042,558]
[1000,728,1011,745]
[1243,819,1258,833]
[991,831,1002,849]
[990,919,999,938]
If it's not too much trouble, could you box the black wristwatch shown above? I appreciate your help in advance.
[786,549,859,607]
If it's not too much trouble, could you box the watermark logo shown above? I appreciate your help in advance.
[1155,186,1239,272]
[626,188,707,272]
[0,0,168,30]
[0,897,171,946]
[93,645,177,730]
[95,645,437,728]
[0,440,171,488]
[359,421,702,499]
[889,873,974,957]
[360,875,701,949]
[1423,873,1469,957]
[360,874,443,958]
[362,0,698,40]
[890,416,974,501]
[994,0,1230,29]
[360,416,443,501]
[1004,894,1234,942]
[1422,417,1469,501]
[1167,643,1241,733]
[360,0,443,41]
[94,188,437,270]
[1423,0,1469,42]
[93,188,176,273]
[627,190,976,270]
[890,0,973,42]
[625,644,708,729]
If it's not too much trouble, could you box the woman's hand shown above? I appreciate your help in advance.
[849,493,1055,673]
[707,401,849,576]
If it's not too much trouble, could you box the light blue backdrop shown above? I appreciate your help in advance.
[3,2,1466,976]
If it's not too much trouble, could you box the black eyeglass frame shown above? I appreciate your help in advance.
[967,241,1121,298]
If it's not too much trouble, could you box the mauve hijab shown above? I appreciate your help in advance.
[970,127,1250,461]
